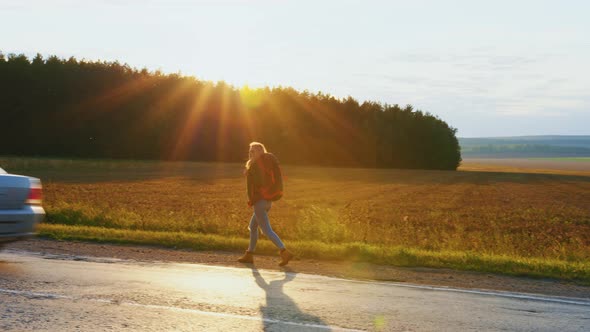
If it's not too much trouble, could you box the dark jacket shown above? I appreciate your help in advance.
[246,153,283,206]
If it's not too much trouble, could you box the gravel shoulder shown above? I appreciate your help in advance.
[5,237,590,299]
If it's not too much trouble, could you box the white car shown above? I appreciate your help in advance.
[0,166,45,248]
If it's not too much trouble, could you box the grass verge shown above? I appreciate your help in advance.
[38,224,590,285]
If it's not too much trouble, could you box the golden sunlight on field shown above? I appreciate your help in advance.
[5,157,588,264]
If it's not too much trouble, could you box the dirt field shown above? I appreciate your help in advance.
[1,157,588,262]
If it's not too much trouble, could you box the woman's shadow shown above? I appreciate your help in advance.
[250,267,330,331]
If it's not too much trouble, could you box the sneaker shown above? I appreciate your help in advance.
[279,249,294,267]
[237,251,254,263]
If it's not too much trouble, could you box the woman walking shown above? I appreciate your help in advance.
[237,142,294,266]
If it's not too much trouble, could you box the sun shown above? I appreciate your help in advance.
[239,85,265,110]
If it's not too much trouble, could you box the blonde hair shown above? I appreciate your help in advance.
[245,142,267,170]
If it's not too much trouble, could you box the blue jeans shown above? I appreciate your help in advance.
[248,199,285,252]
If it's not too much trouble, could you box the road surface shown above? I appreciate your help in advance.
[1,250,589,331]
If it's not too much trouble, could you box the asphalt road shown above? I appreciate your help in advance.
[1,250,589,331]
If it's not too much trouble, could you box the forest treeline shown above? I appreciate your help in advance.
[0,52,461,170]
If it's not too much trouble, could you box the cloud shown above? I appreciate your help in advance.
[359,48,590,121]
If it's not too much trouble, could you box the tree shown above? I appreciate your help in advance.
[0,52,462,170]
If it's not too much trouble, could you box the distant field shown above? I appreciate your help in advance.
[459,135,590,158]
[461,157,590,175]
[2,156,589,281]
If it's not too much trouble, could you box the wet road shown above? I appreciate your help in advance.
[1,250,589,331]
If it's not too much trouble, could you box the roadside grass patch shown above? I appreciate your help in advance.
[38,224,590,284]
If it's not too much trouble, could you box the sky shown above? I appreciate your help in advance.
[1,0,589,137]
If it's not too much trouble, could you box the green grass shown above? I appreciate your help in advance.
[38,224,590,284]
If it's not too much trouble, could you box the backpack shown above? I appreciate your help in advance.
[256,153,283,201]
